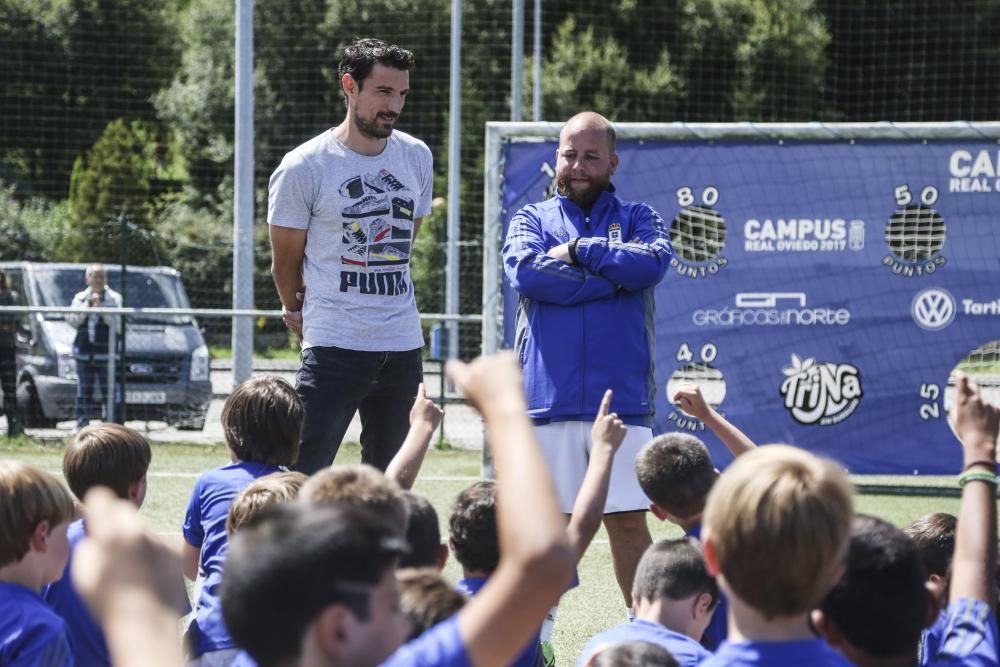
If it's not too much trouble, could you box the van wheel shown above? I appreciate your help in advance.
[17,379,57,429]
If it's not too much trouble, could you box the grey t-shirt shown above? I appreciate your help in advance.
[268,129,432,351]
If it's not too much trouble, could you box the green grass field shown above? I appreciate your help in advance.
[0,437,969,664]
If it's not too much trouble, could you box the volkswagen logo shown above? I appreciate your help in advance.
[911,288,956,331]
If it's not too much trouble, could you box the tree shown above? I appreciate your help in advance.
[0,0,180,200]
[62,118,163,264]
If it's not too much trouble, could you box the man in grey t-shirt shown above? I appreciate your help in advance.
[268,38,432,473]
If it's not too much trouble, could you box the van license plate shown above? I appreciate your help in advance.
[126,391,166,404]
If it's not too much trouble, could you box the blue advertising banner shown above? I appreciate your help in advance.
[499,138,1000,473]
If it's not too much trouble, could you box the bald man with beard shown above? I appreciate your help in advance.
[502,112,674,624]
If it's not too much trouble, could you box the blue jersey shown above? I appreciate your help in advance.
[381,615,471,667]
[684,521,728,650]
[183,461,283,657]
[700,637,854,667]
[43,519,109,666]
[0,582,73,666]
[456,577,539,667]
[927,598,998,667]
[577,619,711,667]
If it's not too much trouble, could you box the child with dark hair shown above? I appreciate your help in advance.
[0,461,75,665]
[400,491,448,570]
[450,389,627,667]
[816,515,932,664]
[396,568,467,640]
[814,371,999,667]
[44,423,153,666]
[584,640,679,667]
[183,375,303,664]
[578,538,717,666]
[633,383,756,649]
[906,512,957,663]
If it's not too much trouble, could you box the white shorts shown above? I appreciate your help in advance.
[534,421,652,514]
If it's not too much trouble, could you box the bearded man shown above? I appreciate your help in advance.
[502,112,673,624]
[268,38,432,474]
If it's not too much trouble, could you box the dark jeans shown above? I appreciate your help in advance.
[293,345,423,474]
[75,358,109,428]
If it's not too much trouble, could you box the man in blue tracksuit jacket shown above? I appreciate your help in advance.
[502,111,673,624]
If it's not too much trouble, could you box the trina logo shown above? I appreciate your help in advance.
[779,354,862,426]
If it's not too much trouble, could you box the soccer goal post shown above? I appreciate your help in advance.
[483,121,1000,474]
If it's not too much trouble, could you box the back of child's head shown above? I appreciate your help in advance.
[221,501,406,667]
[221,375,302,467]
[703,444,853,618]
[821,514,928,660]
[63,423,151,501]
[396,567,467,640]
[448,480,498,574]
[226,471,308,536]
[635,433,715,520]
[400,490,442,569]
[632,537,719,609]
[0,460,75,567]
[904,512,956,580]
[586,640,679,667]
[300,464,409,535]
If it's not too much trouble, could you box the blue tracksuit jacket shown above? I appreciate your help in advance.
[502,186,673,425]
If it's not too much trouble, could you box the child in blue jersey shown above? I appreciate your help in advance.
[697,444,855,667]
[905,512,957,664]
[183,375,303,664]
[814,372,999,667]
[449,389,626,667]
[634,383,756,650]
[578,537,716,667]
[0,460,76,666]
[43,423,152,666]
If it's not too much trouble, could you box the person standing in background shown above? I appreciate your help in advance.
[0,271,21,436]
[66,264,122,430]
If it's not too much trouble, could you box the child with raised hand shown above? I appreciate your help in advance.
[384,382,444,490]
[183,375,303,665]
[449,388,626,667]
[44,423,153,666]
[634,382,756,649]
[0,461,76,666]
[921,371,998,667]
[698,444,855,667]
[905,512,957,664]
[814,371,999,667]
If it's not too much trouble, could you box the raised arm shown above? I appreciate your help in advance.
[948,371,999,607]
[672,383,757,459]
[446,353,575,667]
[566,389,626,560]
[572,205,672,291]
[503,210,619,305]
[384,383,444,490]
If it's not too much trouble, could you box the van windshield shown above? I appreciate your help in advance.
[34,267,193,325]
